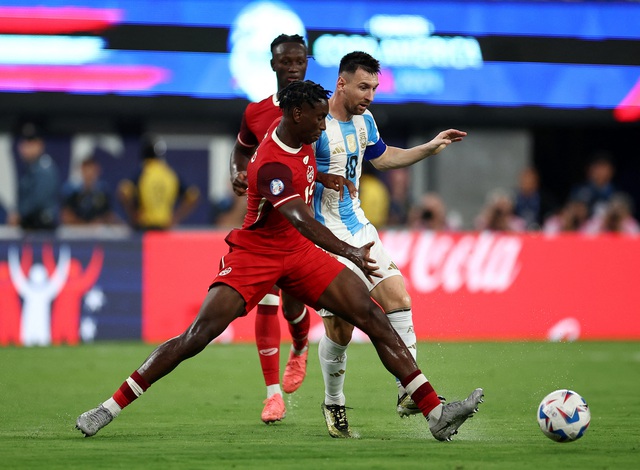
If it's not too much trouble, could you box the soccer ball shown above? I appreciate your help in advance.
[537,389,591,442]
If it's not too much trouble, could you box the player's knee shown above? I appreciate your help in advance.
[359,304,391,339]
[182,319,223,353]
[282,297,305,321]
[384,291,411,311]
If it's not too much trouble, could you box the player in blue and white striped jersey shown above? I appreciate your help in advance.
[312,51,467,438]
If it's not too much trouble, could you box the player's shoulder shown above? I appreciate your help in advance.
[247,94,278,112]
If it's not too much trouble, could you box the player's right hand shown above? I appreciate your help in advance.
[231,171,248,196]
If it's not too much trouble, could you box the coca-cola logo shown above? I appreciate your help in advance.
[381,232,522,293]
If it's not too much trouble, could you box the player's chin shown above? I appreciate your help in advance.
[304,133,322,144]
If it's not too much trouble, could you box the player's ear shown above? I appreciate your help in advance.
[336,75,346,91]
[292,106,303,123]
[270,58,276,72]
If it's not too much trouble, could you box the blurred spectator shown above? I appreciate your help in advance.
[7,123,60,230]
[513,166,557,231]
[543,195,590,235]
[61,156,119,225]
[386,168,412,227]
[358,168,389,229]
[408,192,452,231]
[570,151,616,218]
[118,134,200,230]
[475,188,526,232]
[582,192,640,235]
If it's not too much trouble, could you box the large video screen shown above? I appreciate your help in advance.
[1,0,639,123]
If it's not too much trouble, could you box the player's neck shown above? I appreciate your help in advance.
[275,123,302,149]
[329,96,353,122]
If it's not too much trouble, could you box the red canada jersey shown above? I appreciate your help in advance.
[225,120,317,253]
[236,94,282,148]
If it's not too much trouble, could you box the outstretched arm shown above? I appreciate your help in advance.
[370,129,467,171]
[278,198,380,283]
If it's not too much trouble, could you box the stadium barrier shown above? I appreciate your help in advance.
[1,230,638,346]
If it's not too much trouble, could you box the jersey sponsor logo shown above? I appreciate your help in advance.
[219,267,232,276]
[306,166,315,183]
[346,134,357,153]
[270,179,284,195]
[250,153,257,163]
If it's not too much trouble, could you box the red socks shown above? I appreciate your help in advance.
[401,370,442,417]
[112,371,150,409]
[255,303,281,386]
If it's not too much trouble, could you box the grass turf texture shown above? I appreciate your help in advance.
[1,341,638,469]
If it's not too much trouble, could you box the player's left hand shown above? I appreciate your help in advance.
[426,129,467,156]
[349,241,382,284]
[317,172,357,200]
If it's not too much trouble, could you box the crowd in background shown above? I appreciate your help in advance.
[359,150,639,236]
[2,123,638,236]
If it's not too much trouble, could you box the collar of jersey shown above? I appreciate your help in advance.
[271,128,302,154]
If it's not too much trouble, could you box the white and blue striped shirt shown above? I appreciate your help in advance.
[313,110,387,239]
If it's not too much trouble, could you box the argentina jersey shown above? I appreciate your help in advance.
[313,110,387,238]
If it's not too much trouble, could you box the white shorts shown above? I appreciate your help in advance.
[317,223,402,317]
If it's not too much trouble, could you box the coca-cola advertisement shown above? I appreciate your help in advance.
[1,230,638,346]
[142,230,640,343]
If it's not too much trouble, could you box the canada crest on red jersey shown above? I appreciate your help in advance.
[306,165,314,183]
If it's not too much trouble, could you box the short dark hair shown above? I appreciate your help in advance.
[270,34,306,54]
[278,80,331,112]
[339,51,380,75]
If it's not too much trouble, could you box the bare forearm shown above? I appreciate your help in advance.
[371,145,430,171]
[284,204,356,261]
[230,143,254,178]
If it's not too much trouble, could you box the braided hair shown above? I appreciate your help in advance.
[278,80,331,112]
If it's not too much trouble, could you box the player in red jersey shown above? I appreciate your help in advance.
[230,34,311,423]
[75,80,483,441]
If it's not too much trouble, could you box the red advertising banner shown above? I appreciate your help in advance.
[142,231,640,343]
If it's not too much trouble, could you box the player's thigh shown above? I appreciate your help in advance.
[316,268,379,329]
[185,284,246,343]
[337,224,404,292]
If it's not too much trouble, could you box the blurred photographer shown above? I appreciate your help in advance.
[408,192,452,231]
[475,188,525,232]
[583,192,639,235]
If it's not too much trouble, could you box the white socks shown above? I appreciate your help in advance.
[266,384,282,398]
[318,334,348,406]
[388,309,417,396]
[102,397,122,417]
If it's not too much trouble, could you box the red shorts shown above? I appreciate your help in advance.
[210,241,345,315]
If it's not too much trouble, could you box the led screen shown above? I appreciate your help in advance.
[1,0,639,122]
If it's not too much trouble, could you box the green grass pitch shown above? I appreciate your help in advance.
[1,341,638,469]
